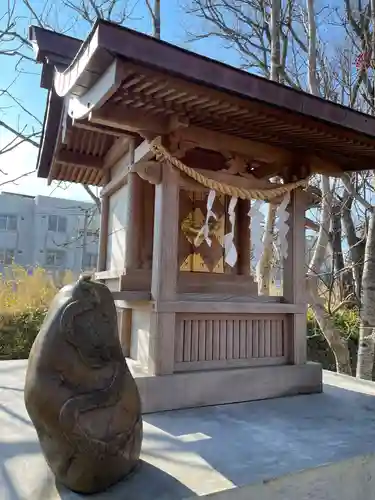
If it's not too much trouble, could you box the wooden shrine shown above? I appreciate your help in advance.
[30,20,375,412]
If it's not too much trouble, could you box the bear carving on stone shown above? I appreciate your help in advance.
[24,275,142,494]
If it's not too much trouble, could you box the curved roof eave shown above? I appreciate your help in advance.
[53,21,101,97]
[46,19,375,142]
[28,24,82,72]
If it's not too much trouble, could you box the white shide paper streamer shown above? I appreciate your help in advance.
[223,196,238,267]
[194,189,217,247]
[249,200,265,279]
[276,192,290,260]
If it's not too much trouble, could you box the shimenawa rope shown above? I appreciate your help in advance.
[149,140,308,201]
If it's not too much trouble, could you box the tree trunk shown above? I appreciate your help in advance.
[153,0,161,39]
[257,203,277,295]
[304,1,352,374]
[341,192,364,301]
[308,176,330,276]
[331,202,354,301]
[270,0,281,82]
[257,0,281,295]
[307,280,352,375]
[307,176,351,374]
[306,0,319,96]
[357,209,375,379]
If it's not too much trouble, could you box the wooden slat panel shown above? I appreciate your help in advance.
[198,320,206,361]
[226,320,233,360]
[191,320,199,362]
[264,320,271,357]
[239,320,247,359]
[233,320,240,359]
[175,356,287,372]
[246,320,252,358]
[259,319,265,358]
[183,319,192,362]
[205,319,213,361]
[175,320,184,363]
[276,318,283,357]
[252,319,259,358]
[213,320,220,360]
[282,317,286,357]
[175,313,288,369]
[219,320,227,360]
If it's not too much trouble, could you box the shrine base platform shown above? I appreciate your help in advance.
[129,360,322,413]
[2,361,375,500]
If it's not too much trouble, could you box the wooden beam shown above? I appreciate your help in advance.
[155,301,306,314]
[89,104,188,138]
[97,171,110,271]
[103,136,130,170]
[132,161,162,184]
[67,59,126,120]
[283,189,307,365]
[123,139,142,271]
[90,108,293,168]
[121,158,295,194]
[100,155,132,198]
[194,169,284,191]
[149,164,180,375]
[169,127,345,177]
[172,126,293,165]
[56,150,103,169]
[123,159,314,206]
[134,139,157,163]
[88,105,344,175]
[72,120,134,137]
[101,138,161,196]
[90,105,170,135]
[309,155,343,176]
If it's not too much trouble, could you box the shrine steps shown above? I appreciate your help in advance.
[127,360,322,414]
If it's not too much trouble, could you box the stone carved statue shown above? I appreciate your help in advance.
[24,276,142,494]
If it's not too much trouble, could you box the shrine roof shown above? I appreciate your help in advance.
[30,20,375,185]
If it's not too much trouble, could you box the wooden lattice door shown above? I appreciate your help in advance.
[179,190,226,273]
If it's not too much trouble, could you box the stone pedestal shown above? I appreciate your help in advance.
[129,359,322,413]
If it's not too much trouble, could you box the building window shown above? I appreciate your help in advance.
[0,249,15,265]
[0,215,17,231]
[45,250,66,267]
[48,215,67,233]
[83,253,97,270]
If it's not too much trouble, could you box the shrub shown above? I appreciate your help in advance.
[307,306,360,343]
[0,265,75,359]
[307,306,360,374]
[0,265,58,315]
[0,308,46,359]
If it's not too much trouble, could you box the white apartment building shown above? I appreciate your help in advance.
[0,192,99,275]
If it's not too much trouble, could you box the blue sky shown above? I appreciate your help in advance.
[0,0,245,201]
[0,0,354,202]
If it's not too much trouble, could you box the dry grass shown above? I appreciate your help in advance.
[0,265,75,315]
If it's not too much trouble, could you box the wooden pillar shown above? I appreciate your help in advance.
[97,172,110,271]
[123,140,142,272]
[120,140,143,356]
[123,173,143,271]
[149,164,180,375]
[283,189,307,365]
[140,181,155,270]
[118,307,132,357]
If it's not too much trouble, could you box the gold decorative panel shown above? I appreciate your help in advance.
[179,190,226,273]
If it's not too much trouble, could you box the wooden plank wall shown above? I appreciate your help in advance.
[174,313,288,371]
